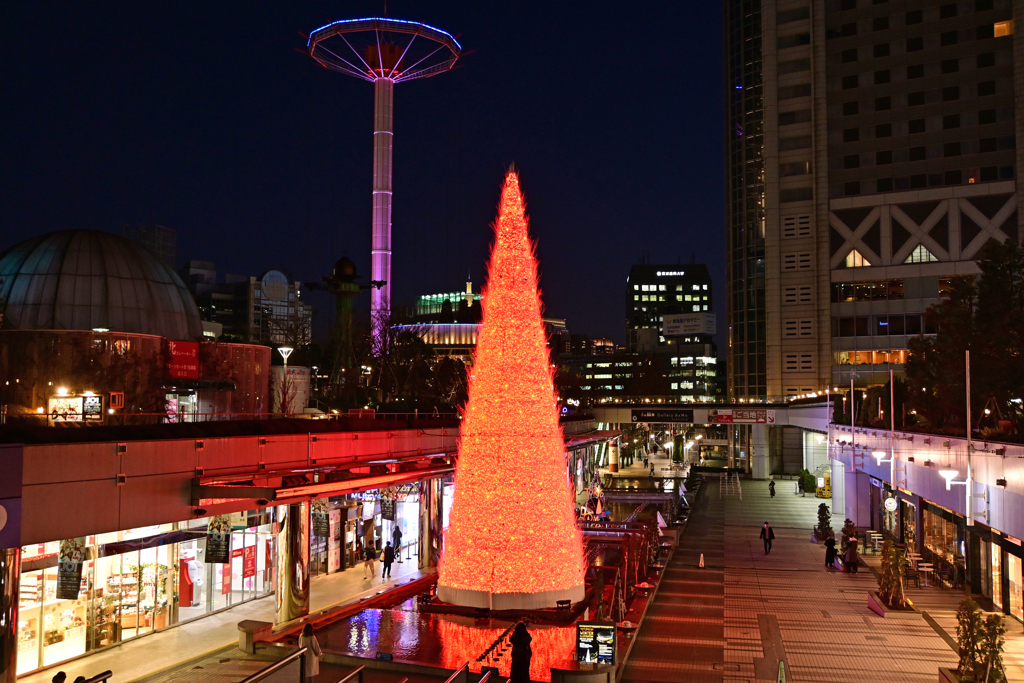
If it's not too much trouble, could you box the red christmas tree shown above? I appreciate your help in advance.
[437,171,585,610]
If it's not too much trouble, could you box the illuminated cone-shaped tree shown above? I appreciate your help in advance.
[437,171,585,610]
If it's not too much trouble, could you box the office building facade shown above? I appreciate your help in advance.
[725,0,1023,398]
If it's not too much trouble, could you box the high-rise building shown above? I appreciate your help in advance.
[625,264,713,352]
[725,0,1022,399]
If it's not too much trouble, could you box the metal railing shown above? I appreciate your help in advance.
[82,672,113,683]
[238,647,308,683]
[334,665,366,683]
[444,662,470,683]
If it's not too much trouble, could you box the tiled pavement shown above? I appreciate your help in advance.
[20,562,428,683]
[623,477,967,682]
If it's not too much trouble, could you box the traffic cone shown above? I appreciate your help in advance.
[699,553,705,568]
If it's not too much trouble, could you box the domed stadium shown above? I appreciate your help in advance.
[0,230,203,340]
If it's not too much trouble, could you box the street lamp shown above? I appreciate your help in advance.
[277,346,294,370]
[939,468,968,491]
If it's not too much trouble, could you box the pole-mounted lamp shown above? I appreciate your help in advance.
[872,450,891,464]
[938,468,968,491]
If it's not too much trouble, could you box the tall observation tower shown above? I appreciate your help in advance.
[308,18,461,350]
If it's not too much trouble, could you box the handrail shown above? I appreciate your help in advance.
[444,662,470,683]
[478,671,495,683]
[333,665,366,683]
[82,672,113,683]
[238,647,307,683]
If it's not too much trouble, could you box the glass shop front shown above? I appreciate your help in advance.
[17,510,276,676]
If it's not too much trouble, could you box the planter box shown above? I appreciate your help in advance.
[938,667,959,683]
[867,591,923,619]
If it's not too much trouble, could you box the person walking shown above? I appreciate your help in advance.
[362,542,376,579]
[392,524,403,561]
[759,521,775,555]
[382,541,395,579]
[298,623,322,683]
[509,622,533,683]
[824,537,838,569]
[768,480,776,498]
[52,673,67,683]
[843,536,860,573]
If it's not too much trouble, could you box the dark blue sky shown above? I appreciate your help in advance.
[1,2,724,343]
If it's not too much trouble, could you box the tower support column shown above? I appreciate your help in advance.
[0,548,21,683]
[608,440,619,473]
[275,502,310,624]
[371,77,395,349]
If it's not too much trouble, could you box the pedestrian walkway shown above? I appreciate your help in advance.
[20,562,427,683]
[623,476,974,682]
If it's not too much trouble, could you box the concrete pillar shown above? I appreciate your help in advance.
[275,502,310,624]
[0,548,21,683]
[608,441,619,473]
[830,458,846,524]
[751,424,768,480]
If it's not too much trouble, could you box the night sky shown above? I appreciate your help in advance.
[1,2,724,344]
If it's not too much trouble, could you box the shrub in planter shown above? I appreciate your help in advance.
[797,468,816,493]
[955,597,1007,682]
[814,503,834,540]
[877,540,909,609]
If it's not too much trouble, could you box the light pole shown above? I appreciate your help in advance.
[278,347,294,415]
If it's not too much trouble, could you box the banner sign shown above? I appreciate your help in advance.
[708,409,775,424]
[311,499,330,538]
[206,515,232,563]
[662,312,716,337]
[631,408,694,423]
[167,341,200,379]
[576,622,616,664]
[381,498,396,521]
[57,538,87,600]
[83,395,104,421]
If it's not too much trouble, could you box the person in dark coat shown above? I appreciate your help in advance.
[768,480,776,498]
[844,537,859,573]
[824,537,838,569]
[392,524,403,558]
[759,522,775,555]
[509,622,533,683]
[382,541,395,579]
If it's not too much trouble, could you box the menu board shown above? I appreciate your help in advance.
[576,622,615,665]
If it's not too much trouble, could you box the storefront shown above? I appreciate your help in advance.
[17,511,276,676]
[973,526,1024,624]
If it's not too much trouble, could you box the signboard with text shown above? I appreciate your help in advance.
[83,394,104,421]
[167,341,199,379]
[48,396,83,423]
[206,515,232,564]
[662,312,716,337]
[631,408,694,424]
[708,409,775,424]
[56,538,86,600]
[576,622,615,664]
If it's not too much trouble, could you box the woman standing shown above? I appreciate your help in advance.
[298,623,322,683]
[509,622,533,683]
[843,536,860,573]
[824,537,837,569]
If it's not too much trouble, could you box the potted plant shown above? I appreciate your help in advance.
[868,541,920,618]
[940,597,1007,682]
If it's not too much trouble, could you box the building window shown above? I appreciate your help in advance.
[842,75,859,89]
[873,43,890,58]
[908,64,924,79]
[876,150,893,164]
[979,109,997,124]
[994,21,1014,38]
[909,146,926,160]
[874,70,891,85]
[778,33,812,48]
[941,58,959,74]
[909,119,926,134]
[908,91,925,106]
[876,123,892,138]
[944,142,961,157]
[906,36,924,51]
[841,48,858,63]
[844,154,860,169]
[875,96,891,111]
[843,101,859,116]
[940,30,958,46]
[942,86,960,101]
[844,181,861,196]
[906,9,923,25]
[872,16,889,30]
[980,137,997,153]
[877,178,894,192]
[780,161,812,176]
[905,244,938,263]
[977,52,995,68]
[943,114,961,129]
[845,249,870,267]
[844,128,860,142]
[945,170,963,185]
[780,187,814,202]
[978,80,996,96]
[939,3,957,19]
[842,23,857,37]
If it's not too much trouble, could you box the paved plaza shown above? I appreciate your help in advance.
[624,475,1024,682]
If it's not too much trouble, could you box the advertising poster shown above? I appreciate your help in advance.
[222,564,231,595]
[57,538,87,600]
[243,545,256,578]
[206,515,232,563]
[708,409,775,424]
[311,498,330,538]
[381,497,396,522]
[82,394,104,421]
[576,622,615,665]
[48,397,84,423]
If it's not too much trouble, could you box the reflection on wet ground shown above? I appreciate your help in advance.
[316,597,576,682]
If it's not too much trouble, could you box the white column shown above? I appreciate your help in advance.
[608,441,619,473]
[751,424,768,480]
[371,77,395,349]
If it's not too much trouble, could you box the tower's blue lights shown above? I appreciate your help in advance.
[309,17,462,51]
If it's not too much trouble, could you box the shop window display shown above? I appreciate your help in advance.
[993,544,1004,611]
[1009,554,1023,622]
[923,507,962,567]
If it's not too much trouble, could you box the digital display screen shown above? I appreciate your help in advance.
[576,622,615,664]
